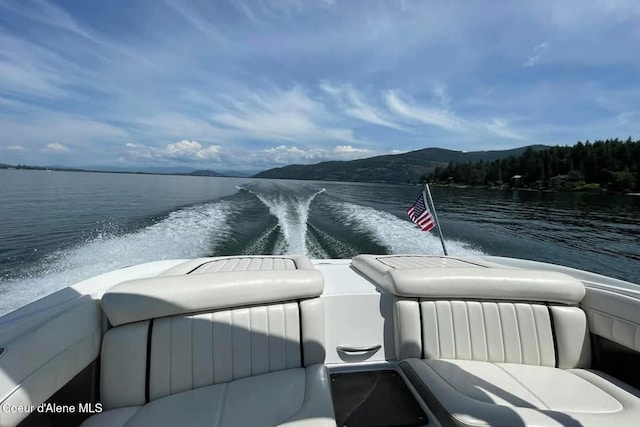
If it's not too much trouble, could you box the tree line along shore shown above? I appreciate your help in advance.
[425,138,639,193]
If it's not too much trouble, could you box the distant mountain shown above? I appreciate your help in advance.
[253,145,548,183]
[1,163,254,178]
[87,165,196,174]
[216,169,256,177]
[190,169,223,177]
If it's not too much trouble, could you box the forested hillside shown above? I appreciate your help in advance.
[428,138,639,192]
[254,145,545,183]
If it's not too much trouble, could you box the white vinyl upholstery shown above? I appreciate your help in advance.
[101,269,324,326]
[352,254,485,288]
[82,262,335,427]
[372,258,640,427]
[104,303,301,406]
[83,366,335,427]
[0,298,102,427]
[159,255,316,276]
[420,301,557,366]
[402,359,640,427]
[582,287,640,352]
[393,299,592,367]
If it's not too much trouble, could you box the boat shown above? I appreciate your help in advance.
[1,252,639,427]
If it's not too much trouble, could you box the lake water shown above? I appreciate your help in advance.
[1,169,639,315]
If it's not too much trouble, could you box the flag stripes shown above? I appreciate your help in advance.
[407,192,435,232]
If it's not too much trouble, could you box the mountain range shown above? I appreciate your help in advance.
[253,145,548,183]
[2,145,548,183]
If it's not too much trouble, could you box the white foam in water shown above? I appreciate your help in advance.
[333,201,484,256]
[241,187,326,255]
[0,201,233,316]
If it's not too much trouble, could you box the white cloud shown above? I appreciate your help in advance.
[165,140,221,160]
[43,143,69,152]
[524,42,549,67]
[385,90,464,131]
[4,145,26,152]
[334,145,370,154]
[262,144,375,164]
[125,140,221,162]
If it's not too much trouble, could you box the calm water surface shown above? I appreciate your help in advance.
[1,169,639,315]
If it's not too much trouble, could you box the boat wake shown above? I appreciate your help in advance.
[1,185,486,317]
[330,200,484,256]
[0,201,233,316]
[238,186,327,256]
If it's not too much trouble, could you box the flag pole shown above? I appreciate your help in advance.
[424,183,448,256]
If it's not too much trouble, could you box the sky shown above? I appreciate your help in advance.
[1,0,639,172]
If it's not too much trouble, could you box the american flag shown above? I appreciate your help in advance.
[407,192,435,232]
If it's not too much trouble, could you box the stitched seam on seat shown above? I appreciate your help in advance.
[463,301,472,360]
[514,305,523,364]
[495,364,550,410]
[480,303,488,362]
[497,304,506,363]
[433,302,440,358]
[449,301,456,359]
[531,306,541,365]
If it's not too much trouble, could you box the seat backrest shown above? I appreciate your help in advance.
[98,269,325,410]
[365,265,592,370]
[396,299,590,368]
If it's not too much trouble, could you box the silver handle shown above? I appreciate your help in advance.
[336,344,381,354]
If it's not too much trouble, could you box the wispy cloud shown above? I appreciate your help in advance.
[480,118,526,140]
[209,86,359,144]
[524,42,550,67]
[0,0,637,169]
[320,82,405,131]
[385,91,463,131]
[4,145,26,152]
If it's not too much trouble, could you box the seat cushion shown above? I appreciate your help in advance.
[81,365,336,427]
[401,358,640,427]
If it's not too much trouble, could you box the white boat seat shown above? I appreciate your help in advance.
[82,365,333,427]
[401,359,640,427]
[352,255,640,427]
[81,265,335,427]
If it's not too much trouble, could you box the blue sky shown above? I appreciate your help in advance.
[1,0,639,171]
